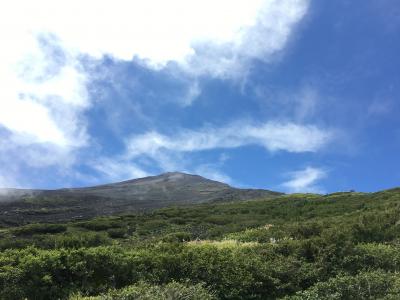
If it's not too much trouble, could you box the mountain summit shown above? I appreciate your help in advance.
[0,172,281,225]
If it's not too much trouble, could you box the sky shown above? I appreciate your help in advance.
[0,0,399,193]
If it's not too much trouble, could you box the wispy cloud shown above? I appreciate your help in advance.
[194,164,234,185]
[181,81,201,107]
[92,158,150,183]
[87,121,332,184]
[281,167,327,193]
[253,84,321,122]
[125,121,332,157]
[367,98,395,117]
[192,153,234,185]
[293,87,320,122]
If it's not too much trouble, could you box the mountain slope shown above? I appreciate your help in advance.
[0,172,281,225]
[1,188,400,299]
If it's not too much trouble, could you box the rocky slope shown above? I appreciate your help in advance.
[0,172,281,225]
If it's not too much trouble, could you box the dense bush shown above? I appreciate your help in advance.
[285,270,400,299]
[69,281,216,300]
[1,189,400,299]
[12,223,67,236]
[75,219,124,231]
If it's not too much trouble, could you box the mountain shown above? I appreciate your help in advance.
[0,172,281,226]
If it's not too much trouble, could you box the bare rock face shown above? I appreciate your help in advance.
[0,172,281,226]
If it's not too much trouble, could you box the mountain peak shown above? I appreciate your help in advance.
[109,171,217,188]
[157,171,212,181]
[0,172,282,225]
[161,171,187,175]
[158,171,193,178]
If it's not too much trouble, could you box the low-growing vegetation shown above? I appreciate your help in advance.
[1,188,400,299]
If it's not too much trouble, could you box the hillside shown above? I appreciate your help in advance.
[0,172,280,226]
[0,187,400,299]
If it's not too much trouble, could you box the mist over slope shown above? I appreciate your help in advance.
[0,172,281,225]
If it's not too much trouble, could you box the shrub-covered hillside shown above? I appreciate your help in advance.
[0,188,400,299]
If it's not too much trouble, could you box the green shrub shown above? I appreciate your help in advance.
[69,281,216,300]
[12,223,67,236]
[285,270,400,300]
[76,219,123,231]
[162,232,192,242]
[107,228,127,239]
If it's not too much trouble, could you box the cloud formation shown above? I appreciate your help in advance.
[91,158,150,183]
[0,0,309,144]
[90,121,331,184]
[0,0,311,187]
[0,33,89,148]
[92,121,331,181]
[2,0,309,77]
[282,167,327,193]
[125,121,331,157]
[0,29,89,185]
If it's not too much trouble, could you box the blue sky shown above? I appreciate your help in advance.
[0,0,399,193]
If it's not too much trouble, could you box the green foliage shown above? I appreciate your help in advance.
[76,218,125,231]
[11,223,67,236]
[1,188,400,299]
[70,281,216,300]
[107,228,127,239]
[285,270,400,299]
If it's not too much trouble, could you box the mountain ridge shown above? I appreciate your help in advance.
[0,172,282,226]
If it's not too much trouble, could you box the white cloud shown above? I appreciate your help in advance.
[194,164,234,185]
[181,81,201,106]
[1,0,309,144]
[0,26,89,148]
[2,0,309,78]
[0,0,310,186]
[90,121,331,184]
[0,31,89,186]
[253,84,321,122]
[119,121,331,180]
[282,167,327,193]
[92,158,150,183]
[125,121,331,157]
[294,87,319,121]
[184,0,309,77]
[0,139,83,189]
